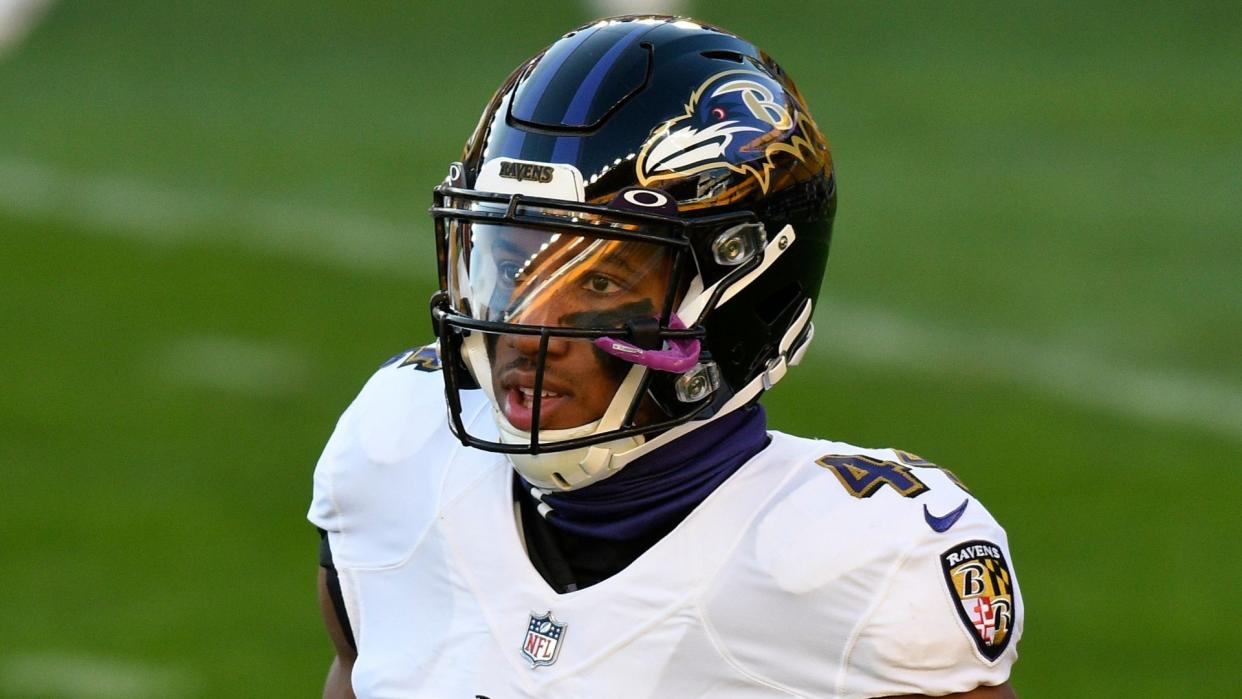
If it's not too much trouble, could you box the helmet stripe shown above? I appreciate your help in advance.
[551,22,655,163]
[511,25,601,123]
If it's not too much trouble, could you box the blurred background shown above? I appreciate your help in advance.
[1,0,1238,696]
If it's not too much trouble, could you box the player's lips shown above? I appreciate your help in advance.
[499,373,571,431]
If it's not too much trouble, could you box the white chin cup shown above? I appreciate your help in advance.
[462,330,651,491]
[493,411,644,491]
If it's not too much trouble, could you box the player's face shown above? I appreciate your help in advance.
[463,225,674,431]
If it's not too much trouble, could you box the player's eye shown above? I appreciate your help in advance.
[496,260,522,286]
[583,273,624,295]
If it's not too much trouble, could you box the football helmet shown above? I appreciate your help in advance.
[430,16,835,491]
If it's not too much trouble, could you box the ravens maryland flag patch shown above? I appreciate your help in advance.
[940,540,1016,662]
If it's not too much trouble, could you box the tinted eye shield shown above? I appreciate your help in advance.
[432,186,723,286]
[431,184,761,301]
[430,184,766,343]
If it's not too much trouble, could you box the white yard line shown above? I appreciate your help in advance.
[3,156,1240,444]
[820,302,1242,444]
[0,652,193,698]
[0,157,412,274]
[0,0,53,56]
[585,0,690,17]
[156,334,310,395]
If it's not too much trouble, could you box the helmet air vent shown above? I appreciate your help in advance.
[700,49,745,63]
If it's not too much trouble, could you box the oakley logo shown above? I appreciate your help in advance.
[622,189,670,208]
[499,161,554,183]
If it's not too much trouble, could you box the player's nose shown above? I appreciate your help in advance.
[503,331,572,363]
[506,298,571,357]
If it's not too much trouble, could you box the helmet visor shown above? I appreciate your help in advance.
[445,211,681,330]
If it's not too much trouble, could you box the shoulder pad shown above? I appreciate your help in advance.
[308,346,494,567]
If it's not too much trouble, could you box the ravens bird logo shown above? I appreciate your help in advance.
[635,68,825,194]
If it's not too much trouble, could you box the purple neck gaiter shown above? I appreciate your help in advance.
[522,404,769,541]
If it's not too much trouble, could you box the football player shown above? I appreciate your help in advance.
[311,15,1022,699]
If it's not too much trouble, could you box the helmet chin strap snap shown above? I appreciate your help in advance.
[593,315,701,374]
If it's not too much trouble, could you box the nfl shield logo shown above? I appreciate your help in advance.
[521,611,567,668]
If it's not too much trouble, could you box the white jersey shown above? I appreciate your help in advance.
[309,351,1023,698]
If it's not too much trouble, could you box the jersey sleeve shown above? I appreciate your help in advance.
[838,506,1023,697]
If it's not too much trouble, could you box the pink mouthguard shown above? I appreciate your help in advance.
[593,315,700,373]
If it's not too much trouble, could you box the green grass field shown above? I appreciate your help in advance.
[1,1,1239,696]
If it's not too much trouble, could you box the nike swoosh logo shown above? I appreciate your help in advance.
[924,499,969,533]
